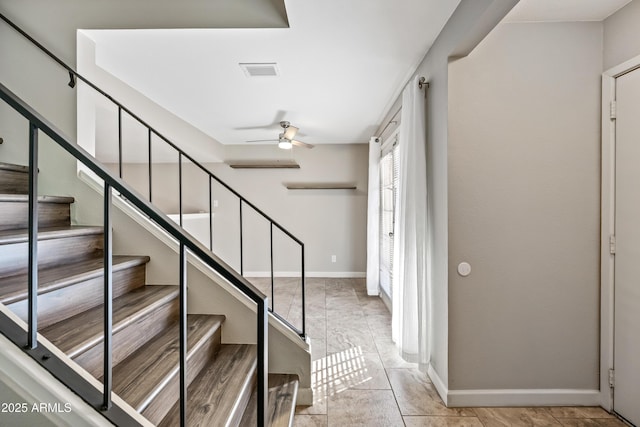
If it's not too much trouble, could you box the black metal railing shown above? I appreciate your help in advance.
[0,12,306,338]
[0,82,269,426]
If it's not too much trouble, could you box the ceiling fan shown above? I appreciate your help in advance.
[246,121,314,149]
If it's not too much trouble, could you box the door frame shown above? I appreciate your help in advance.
[600,53,640,411]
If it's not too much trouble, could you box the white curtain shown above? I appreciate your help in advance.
[392,76,430,370]
[366,136,381,295]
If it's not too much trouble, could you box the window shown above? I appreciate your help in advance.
[379,133,399,299]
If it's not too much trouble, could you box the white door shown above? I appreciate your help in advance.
[614,67,640,427]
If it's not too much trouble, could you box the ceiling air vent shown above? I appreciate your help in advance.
[239,62,279,77]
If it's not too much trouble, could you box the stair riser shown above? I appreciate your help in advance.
[0,201,71,231]
[7,264,147,329]
[142,326,222,425]
[0,169,28,194]
[74,297,179,378]
[0,234,103,277]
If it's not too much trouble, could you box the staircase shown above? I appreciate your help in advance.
[0,162,298,426]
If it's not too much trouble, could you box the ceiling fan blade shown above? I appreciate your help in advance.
[283,125,298,140]
[291,139,314,149]
[234,110,289,131]
[245,139,278,143]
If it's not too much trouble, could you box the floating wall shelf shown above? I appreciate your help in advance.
[284,183,357,190]
[227,160,300,169]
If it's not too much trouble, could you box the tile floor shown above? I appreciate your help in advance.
[249,277,628,427]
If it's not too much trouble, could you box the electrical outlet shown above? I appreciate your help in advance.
[213,200,219,208]
[331,255,336,263]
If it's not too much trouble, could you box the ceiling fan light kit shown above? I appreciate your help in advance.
[278,139,293,150]
[245,120,314,149]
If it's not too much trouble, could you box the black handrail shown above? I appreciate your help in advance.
[0,12,307,338]
[0,81,269,426]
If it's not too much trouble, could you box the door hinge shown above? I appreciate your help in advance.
[609,368,615,388]
[610,235,616,255]
[610,101,617,120]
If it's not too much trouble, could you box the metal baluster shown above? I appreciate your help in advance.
[179,243,187,426]
[148,129,152,202]
[27,122,38,350]
[179,152,183,227]
[257,298,268,426]
[270,223,274,311]
[239,199,244,275]
[301,243,306,338]
[209,177,213,251]
[118,107,122,178]
[103,183,113,410]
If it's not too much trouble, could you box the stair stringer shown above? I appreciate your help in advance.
[0,304,154,427]
[77,168,313,405]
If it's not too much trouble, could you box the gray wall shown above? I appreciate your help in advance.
[448,22,602,390]
[111,143,369,274]
[374,0,518,388]
[604,0,640,70]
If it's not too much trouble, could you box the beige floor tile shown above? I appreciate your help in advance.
[403,416,484,426]
[474,407,561,426]
[387,369,475,417]
[375,340,418,369]
[556,419,628,427]
[312,348,386,395]
[340,352,390,390]
[305,317,327,340]
[327,389,404,426]
[294,415,328,426]
[360,298,391,316]
[548,407,615,419]
[326,326,378,354]
[347,368,391,390]
[310,338,327,360]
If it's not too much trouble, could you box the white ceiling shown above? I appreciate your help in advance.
[85,0,462,147]
[83,0,633,150]
[504,0,631,22]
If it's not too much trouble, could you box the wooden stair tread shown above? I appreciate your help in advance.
[110,314,225,412]
[240,374,299,427]
[0,194,74,204]
[158,344,257,427]
[0,226,103,245]
[0,163,29,173]
[0,255,150,305]
[41,285,178,358]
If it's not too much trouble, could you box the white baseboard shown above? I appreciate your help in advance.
[446,388,600,407]
[424,363,600,408]
[244,271,366,278]
[427,364,449,406]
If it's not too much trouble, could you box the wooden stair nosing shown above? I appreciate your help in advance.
[239,374,299,427]
[158,344,258,427]
[0,194,74,204]
[0,255,150,305]
[110,314,225,414]
[0,226,103,245]
[0,163,29,173]
[41,285,179,359]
